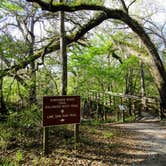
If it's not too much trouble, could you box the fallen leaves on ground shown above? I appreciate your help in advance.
[0,122,148,165]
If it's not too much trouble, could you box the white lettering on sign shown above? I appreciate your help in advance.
[60,119,65,122]
[50,98,76,102]
[50,98,65,102]
[61,105,70,108]
[66,98,75,101]
[46,113,78,120]
[69,114,76,117]
[71,104,78,108]
[45,105,61,109]
[45,105,76,109]
[62,114,69,118]
[47,115,54,119]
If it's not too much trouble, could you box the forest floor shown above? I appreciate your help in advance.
[1,114,166,165]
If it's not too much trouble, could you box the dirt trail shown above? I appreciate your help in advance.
[111,120,166,166]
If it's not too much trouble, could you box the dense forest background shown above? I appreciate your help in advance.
[1,0,166,164]
[1,0,166,113]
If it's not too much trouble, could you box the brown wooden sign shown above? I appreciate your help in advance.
[43,96,80,126]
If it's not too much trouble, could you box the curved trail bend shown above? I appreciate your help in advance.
[111,120,166,166]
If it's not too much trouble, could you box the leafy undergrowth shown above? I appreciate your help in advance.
[0,111,146,166]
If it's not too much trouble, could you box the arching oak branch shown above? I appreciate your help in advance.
[26,0,108,12]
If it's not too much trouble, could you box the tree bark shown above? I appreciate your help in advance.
[0,60,7,115]
[29,61,37,104]
[29,10,37,105]
[59,0,67,95]
[140,60,147,113]
[0,77,7,115]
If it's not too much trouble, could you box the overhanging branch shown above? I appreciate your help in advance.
[26,0,108,12]
[3,1,166,94]
[0,12,109,78]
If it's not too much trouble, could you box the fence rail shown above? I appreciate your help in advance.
[81,90,161,122]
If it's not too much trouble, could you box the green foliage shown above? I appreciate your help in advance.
[103,131,113,139]
[36,66,60,96]
[7,106,41,129]
[0,125,12,151]
[0,106,41,157]
[69,30,157,97]
[3,77,29,108]
[69,34,128,94]
[0,150,24,165]
[0,0,22,11]
[120,56,139,69]
[69,35,117,93]
[67,0,104,5]
[0,35,29,65]
[0,159,15,166]
[15,150,23,163]
[125,115,135,122]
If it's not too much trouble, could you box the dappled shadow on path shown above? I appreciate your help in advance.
[110,121,166,166]
[134,154,166,166]
[46,124,150,165]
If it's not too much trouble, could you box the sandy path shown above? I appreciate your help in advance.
[111,121,166,166]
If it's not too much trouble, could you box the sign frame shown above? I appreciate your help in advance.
[43,96,80,127]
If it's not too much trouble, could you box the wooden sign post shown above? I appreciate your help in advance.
[43,127,48,155]
[42,96,80,155]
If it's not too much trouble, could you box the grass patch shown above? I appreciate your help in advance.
[125,116,135,122]
[0,124,13,151]
[103,131,114,139]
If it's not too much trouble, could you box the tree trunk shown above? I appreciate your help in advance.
[0,60,7,116]
[125,68,134,95]
[29,14,37,105]
[0,60,8,115]
[59,0,67,95]
[0,77,7,115]
[125,68,134,116]
[29,61,37,104]
[140,60,147,113]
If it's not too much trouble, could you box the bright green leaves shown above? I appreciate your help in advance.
[68,31,155,95]
[57,0,104,6]
[0,0,22,12]
[43,0,104,6]
[0,35,28,63]
[120,56,139,69]
[3,77,28,103]
[68,35,121,93]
